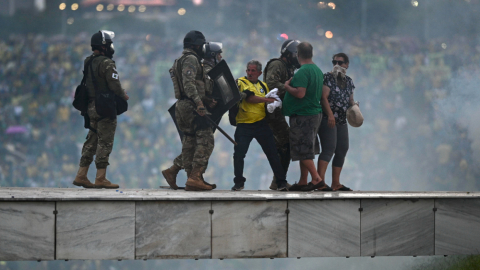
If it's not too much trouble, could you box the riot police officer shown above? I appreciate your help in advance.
[162,40,222,190]
[263,39,300,190]
[163,30,215,191]
[72,30,129,189]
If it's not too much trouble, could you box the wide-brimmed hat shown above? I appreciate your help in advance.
[346,103,364,127]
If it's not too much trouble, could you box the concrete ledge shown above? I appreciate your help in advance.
[0,202,55,261]
[0,188,479,260]
[1,188,479,201]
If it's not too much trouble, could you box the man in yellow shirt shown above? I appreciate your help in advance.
[231,60,289,191]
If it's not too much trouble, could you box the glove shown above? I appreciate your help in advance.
[196,101,206,116]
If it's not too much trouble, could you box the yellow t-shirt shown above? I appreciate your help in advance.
[235,77,270,124]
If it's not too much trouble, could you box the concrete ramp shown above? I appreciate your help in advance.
[1,188,479,261]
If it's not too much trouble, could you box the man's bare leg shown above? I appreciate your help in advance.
[317,159,329,184]
[300,159,322,184]
[298,161,309,186]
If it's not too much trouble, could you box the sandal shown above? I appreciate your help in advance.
[334,185,352,191]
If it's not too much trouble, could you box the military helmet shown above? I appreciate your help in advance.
[281,39,300,56]
[183,30,206,47]
[203,42,222,59]
[91,30,115,46]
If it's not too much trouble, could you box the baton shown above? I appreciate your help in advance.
[194,110,237,145]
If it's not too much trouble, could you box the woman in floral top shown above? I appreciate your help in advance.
[317,53,355,191]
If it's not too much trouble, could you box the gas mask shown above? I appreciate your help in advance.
[100,30,115,59]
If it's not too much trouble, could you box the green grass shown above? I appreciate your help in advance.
[411,255,480,270]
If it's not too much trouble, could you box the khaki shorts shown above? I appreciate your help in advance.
[289,113,322,161]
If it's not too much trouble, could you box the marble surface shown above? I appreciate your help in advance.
[56,201,135,260]
[212,201,287,258]
[0,202,55,261]
[361,199,434,256]
[136,201,211,259]
[1,187,480,201]
[288,200,360,257]
[435,199,480,255]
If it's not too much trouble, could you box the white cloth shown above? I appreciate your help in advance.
[265,88,282,113]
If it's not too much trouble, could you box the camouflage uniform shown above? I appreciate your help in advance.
[172,59,215,172]
[174,49,214,174]
[79,53,127,169]
[263,58,296,173]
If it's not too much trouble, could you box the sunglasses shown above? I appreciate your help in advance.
[332,60,345,65]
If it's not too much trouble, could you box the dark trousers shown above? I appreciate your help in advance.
[233,119,287,186]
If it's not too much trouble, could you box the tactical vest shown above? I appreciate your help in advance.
[264,58,294,83]
[85,55,110,99]
[170,52,206,100]
[203,62,214,96]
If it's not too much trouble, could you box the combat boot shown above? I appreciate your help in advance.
[94,168,119,189]
[185,167,212,191]
[72,166,95,188]
[162,164,181,190]
[200,174,216,189]
[269,176,291,190]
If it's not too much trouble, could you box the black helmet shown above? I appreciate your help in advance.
[183,30,206,47]
[281,39,300,56]
[203,42,222,59]
[91,30,115,58]
[91,30,114,46]
[281,39,300,68]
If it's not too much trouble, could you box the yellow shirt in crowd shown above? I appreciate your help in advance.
[235,76,270,124]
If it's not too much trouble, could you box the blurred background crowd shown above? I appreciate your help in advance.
[1,31,480,191]
[1,0,480,192]
[2,0,480,269]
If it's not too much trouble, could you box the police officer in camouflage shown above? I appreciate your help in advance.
[73,30,129,189]
[163,30,216,191]
[263,39,300,190]
[162,40,222,190]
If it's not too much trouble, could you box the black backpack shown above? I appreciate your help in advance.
[88,57,128,118]
[72,57,96,114]
[73,55,128,132]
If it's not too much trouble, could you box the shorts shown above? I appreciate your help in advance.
[289,113,322,161]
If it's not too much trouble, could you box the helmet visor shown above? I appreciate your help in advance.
[203,42,223,54]
[100,30,115,43]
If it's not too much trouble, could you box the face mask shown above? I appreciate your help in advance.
[291,55,300,69]
[105,43,115,58]
[332,65,347,87]
[332,65,346,78]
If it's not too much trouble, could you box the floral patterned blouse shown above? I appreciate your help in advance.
[323,72,355,125]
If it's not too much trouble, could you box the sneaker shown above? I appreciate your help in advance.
[231,183,244,191]
[277,182,289,191]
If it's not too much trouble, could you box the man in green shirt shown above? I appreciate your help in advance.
[283,41,332,192]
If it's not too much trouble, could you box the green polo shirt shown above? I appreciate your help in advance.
[282,63,323,116]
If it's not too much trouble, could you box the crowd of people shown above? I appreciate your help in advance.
[1,31,479,191]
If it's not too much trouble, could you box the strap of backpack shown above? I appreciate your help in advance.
[85,55,104,132]
[88,55,101,95]
[81,56,95,86]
